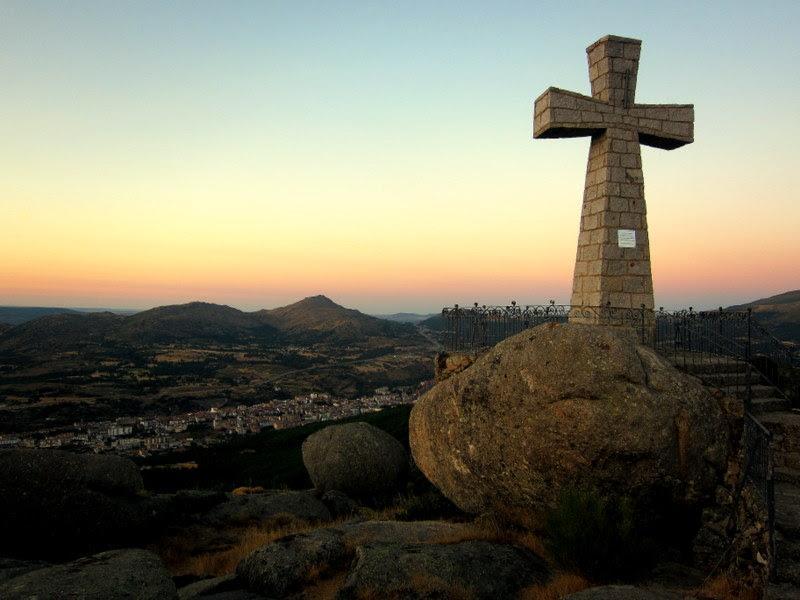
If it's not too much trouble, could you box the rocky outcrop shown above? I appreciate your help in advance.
[237,520,474,597]
[435,351,479,382]
[320,489,359,518]
[410,323,729,522]
[237,527,346,597]
[566,585,679,599]
[0,549,176,599]
[0,449,153,559]
[302,422,408,498]
[0,558,49,585]
[178,574,238,599]
[337,540,549,600]
[200,490,331,527]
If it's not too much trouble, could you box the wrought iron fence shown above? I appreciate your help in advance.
[442,301,651,351]
[443,303,798,408]
[743,412,776,577]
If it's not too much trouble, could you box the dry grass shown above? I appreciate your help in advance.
[690,574,762,600]
[231,486,266,496]
[352,574,473,600]
[152,514,324,577]
[300,571,349,600]
[425,520,548,559]
[518,573,591,600]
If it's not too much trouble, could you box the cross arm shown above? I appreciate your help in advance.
[534,88,694,150]
[533,87,611,139]
[628,104,694,150]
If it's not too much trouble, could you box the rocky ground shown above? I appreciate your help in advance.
[1,323,791,599]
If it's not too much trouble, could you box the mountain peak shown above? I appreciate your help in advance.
[296,295,340,309]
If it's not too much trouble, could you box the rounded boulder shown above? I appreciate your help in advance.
[409,323,729,523]
[302,422,408,498]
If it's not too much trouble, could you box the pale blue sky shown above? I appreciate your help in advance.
[2,1,798,312]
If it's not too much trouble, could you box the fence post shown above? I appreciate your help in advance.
[746,308,753,412]
[640,304,645,344]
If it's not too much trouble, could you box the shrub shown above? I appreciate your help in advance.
[395,489,463,522]
[544,487,655,582]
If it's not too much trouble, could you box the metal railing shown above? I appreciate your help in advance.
[443,303,797,408]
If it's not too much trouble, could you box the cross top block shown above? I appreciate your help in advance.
[533,35,694,150]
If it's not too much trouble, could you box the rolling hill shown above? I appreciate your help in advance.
[0,295,424,355]
[114,302,280,345]
[0,312,124,354]
[375,312,439,324]
[0,307,80,326]
[258,295,418,344]
[728,290,800,345]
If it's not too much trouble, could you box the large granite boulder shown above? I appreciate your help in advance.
[337,540,550,600]
[302,422,408,498]
[409,323,729,522]
[0,549,177,599]
[0,449,150,559]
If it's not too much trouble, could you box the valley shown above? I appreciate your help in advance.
[0,296,438,435]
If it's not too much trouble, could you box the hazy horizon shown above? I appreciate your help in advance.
[1,286,795,317]
[2,2,798,313]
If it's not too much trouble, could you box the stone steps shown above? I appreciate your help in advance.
[776,556,800,586]
[767,583,800,600]
[761,412,800,454]
[671,358,747,374]
[775,483,800,537]
[775,467,800,486]
[751,398,794,415]
[719,384,782,400]
[776,535,800,561]
[701,371,757,386]
[671,356,800,589]
[775,452,800,471]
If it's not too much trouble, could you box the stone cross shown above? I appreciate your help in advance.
[534,35,693,320]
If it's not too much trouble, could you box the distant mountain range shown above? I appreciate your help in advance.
[374,312,439,324]
[0,295,423,355]
[0,306,137,326]
[728,289,800,346]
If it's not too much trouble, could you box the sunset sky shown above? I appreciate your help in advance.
[2,1,798,313]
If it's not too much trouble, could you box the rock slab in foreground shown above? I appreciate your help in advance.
[200,490,331,527]
[237,527,345,597]
[302,421,408,497]
[410,323,729,522]
[566,585,680,599]
[237,520,473,598]
[0,549,177,600]
[0,449,149,559]
[337,540,550,600]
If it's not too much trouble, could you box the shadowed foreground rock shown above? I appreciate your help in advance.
[0,549,176,599]
[237,520,473,597]
[410,323,729,522]
[0,449,150,559]
[337,540,550,600]
[566,585,679,599]
[302,421,408,498]
[237,527,345,597]
[200,490,331,527]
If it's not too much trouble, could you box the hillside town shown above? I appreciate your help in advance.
[0,384,430,457]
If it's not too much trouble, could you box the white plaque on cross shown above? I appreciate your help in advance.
[617,229,636,248]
